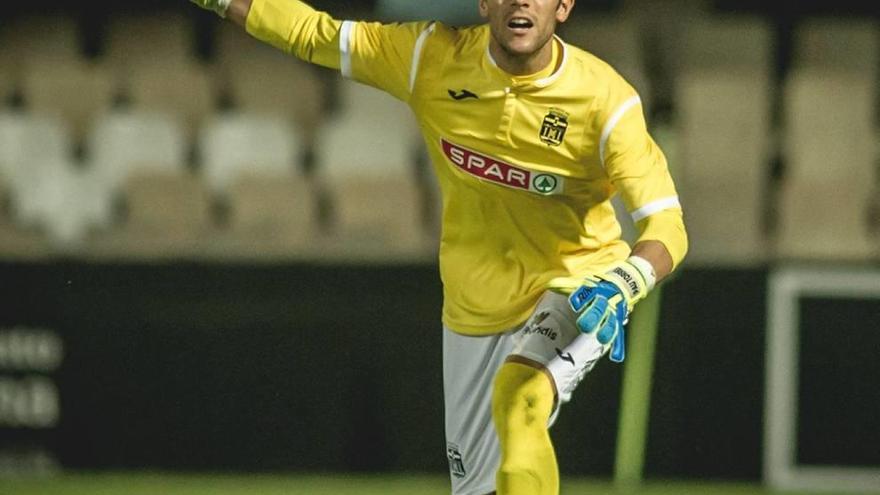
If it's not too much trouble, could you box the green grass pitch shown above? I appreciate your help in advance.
[0,473,876,495]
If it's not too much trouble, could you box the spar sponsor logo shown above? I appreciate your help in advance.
[441,138,564,195]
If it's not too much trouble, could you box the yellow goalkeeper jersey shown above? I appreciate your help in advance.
[247,0,687,335]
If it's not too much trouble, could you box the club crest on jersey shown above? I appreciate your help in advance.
[441,138,564,195]
[539,108,569,146]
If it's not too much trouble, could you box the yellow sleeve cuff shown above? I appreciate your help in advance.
[634,208,688,270]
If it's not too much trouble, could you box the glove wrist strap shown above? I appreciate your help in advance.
[600,256,655,303]
[626,255,657,292]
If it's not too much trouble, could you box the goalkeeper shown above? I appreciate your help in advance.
[191,1,688,494]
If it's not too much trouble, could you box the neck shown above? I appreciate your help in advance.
[489,37,556,76]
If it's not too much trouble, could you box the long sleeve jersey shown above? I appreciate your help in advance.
[246,0,688,334]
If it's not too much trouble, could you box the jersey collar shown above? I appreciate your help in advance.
[484,35,568,89]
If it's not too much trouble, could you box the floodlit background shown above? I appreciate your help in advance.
[0,0,878,493]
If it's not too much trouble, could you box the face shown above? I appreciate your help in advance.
[479,0,574,60]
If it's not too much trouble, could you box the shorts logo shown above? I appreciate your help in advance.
[555,348,576,366]
[532,311,551,326]
[441,139,563,195]
[447,443,466,478]
[539,108,569,146]
[524,311,558,340]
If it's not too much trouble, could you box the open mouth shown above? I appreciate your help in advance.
[507,17,534,32]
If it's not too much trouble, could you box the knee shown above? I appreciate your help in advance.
[491,361,554,441]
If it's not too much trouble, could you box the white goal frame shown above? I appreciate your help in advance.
[764,266,880,492]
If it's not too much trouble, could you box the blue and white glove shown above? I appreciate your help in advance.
[568,256,656,363]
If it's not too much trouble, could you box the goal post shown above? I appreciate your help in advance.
[614,285,663,486]
[764,266,880,492]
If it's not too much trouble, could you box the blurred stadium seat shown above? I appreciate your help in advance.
[774,16,878,260]
[218,175,320,258]
[87,110,189,197]
[103,11,197,73]
[676,73,774,265]
[677,15,774,72]
[775,72,877,260]
[215,23,324,141]
[620,0,711,118]
[100,172,211,256]
[20,60,116,146]
[0,112,72,255]
[86,110,208,258]
[103,12,215,144]
[674,15,774,266]
[198,112,317,257]
[199,113,302,194]
[315,80,430,259]
[793,17,879,80]
[0,112,74,229]
[127,61,216,145]
[0,70,13,107]
[0,14,82,76]
[22,158,107,248]
[0,111,108,248]
[558,15,652,112]
[0,192,49,258]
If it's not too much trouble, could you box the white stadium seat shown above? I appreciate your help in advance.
[199,113,302,195]
[672,16,774,266]
[0,112,74,229]
[87,110,189,196]
[0,112,112,248]
[20,60,116,146]
[199,113,318,258]
[775,71,876,261]
[675,71,774,265]
[85,111,210,258]
[127,62,216,145]
[315,80,429,259]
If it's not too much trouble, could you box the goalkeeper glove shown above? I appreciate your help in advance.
[567,256,656,363]
[190,0,232,17]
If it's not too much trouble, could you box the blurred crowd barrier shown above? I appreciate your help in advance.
[0,5,877,264]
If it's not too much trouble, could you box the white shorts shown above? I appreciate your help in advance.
[443,291,609,495]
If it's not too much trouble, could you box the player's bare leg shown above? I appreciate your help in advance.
[492,355,559,495]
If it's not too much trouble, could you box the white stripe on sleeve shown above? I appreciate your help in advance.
[599,95,641,167]
[630,196,681,222]
[340,21,355,79]
[409,23,436,94]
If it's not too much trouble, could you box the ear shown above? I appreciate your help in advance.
[556,0,574,23]
[478,0,489,19]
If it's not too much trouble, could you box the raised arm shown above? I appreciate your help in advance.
[191,0,345,71]
[191,0,434,101]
